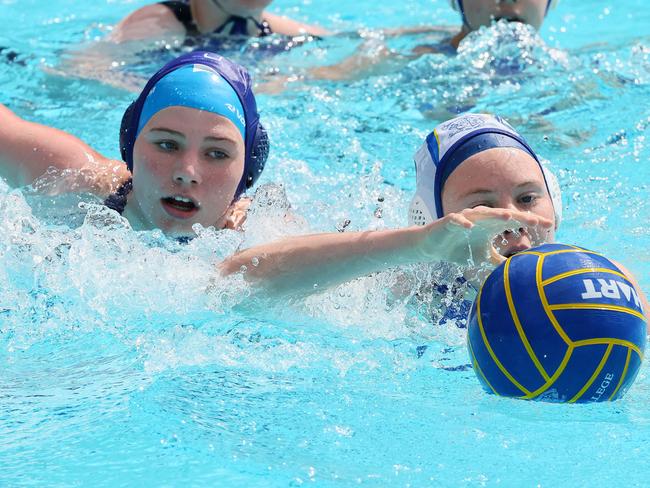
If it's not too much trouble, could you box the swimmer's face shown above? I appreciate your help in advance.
[130,106,245,237]
[461,0,548,30]
[441,147,555,257]
[208,0,273,16]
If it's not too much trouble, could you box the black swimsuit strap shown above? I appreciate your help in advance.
[103,178,133,215]
[214,16,272,36]
[159,1,200,36]
[159,1,272,37]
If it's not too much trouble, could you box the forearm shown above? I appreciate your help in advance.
[219,227,428,297]
[0,104,112,187]
[0,105,31,185]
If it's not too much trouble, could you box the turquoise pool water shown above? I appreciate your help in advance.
[1,0,649,485]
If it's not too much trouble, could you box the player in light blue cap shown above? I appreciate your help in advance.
[219,113,648,327]
[0,51,268,239]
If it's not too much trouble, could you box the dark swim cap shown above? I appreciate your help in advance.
[119,51,269,199]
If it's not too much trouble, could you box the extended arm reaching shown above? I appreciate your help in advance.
[219,207,553,298]
[0,104,129,193]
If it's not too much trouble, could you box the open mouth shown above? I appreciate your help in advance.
[494,16,526,24]
[161,196,200,219]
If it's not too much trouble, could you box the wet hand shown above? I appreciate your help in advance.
[414,206,554,267]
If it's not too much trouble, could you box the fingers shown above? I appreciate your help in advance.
[489,245,507,266]
[459,207,553,235]
[443,212,474,229]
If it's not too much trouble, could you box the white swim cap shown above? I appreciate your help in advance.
[408,113,562,228]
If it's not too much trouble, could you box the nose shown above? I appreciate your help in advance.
[500,200,528,236]
[172,157,201,185]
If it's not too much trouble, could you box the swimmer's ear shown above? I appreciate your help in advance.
[246,122,269,189]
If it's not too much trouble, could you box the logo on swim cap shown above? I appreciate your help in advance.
[226,103,246,128]
[438,113,486,138]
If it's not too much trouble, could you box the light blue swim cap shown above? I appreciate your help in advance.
[136,63,247,139]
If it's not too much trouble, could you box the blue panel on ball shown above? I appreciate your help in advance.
[539,343,608,402]
[573,345,632,403]
[536,244,600,282]
[468,324,530,397]
[476,260,547,392]
[544,272,644,314]
[551,309,647,346]
[613,352,644,400]
[466,243,647,403]
[507,253,569,376]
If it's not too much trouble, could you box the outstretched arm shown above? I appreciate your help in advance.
[219,207,552,298]
[0,104,128,193]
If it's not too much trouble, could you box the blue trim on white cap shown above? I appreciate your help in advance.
[410,114,559,224]
[434,131,539,217]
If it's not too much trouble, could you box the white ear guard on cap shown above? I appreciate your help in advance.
[542,164,562,228]
[407,113,562,229]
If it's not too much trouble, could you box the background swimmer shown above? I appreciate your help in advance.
[0,51,267,238]
[220,114,649,326]
[311,0,558,82]
[112,0,328,42]
[56,1,327,91]
[445,0,558,49]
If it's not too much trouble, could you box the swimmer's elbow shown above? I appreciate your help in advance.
[217,255,242,277]
[219,251,262,279]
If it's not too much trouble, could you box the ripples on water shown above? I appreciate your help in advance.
[1,2,650,485]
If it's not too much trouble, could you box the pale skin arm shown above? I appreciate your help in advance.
[263,12,329,37]
[109,4,186,43]
[305,25,460,83]
[51,5,184,93]
[108,6,330,41]
[0,104,129,195]
[219,207,552,298]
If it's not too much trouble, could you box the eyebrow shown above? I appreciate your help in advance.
[460,181,543,198]
[147,128,238,144]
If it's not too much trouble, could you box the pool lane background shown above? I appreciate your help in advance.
[1,0,649,486]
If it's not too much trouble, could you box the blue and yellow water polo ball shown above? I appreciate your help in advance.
[467,243,647,403]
